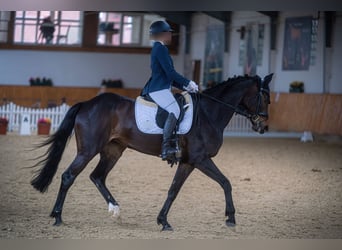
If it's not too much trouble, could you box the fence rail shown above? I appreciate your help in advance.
[0,101,252,134]
[0,102,70,133]
[224,114,253,133]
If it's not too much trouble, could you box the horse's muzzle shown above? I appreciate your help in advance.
[251,115,268,134]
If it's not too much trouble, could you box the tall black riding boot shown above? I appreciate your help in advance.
[161,113,178,160]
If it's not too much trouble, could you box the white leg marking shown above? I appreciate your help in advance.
[108,202,120,218]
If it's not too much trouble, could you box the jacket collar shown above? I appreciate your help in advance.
[152,40,165,46]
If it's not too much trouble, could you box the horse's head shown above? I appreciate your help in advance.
[239,73,273,134]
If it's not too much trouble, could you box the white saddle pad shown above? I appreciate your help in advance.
[135,92,193,134]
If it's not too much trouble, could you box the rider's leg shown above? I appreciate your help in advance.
[149,89,180,160]
[161,112,178,160]
[149,89,180,119]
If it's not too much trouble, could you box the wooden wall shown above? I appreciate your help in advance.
[0,85,141,107]
[1,85,341,135]
[268,93,342,135]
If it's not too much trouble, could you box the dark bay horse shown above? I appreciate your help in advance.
[31,74,273,231]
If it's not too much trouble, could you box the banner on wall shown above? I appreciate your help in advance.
[203,24,224,88]
[282,16,312,70]
[239,23,265,76]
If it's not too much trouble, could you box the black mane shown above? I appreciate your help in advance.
[202,75,262,95]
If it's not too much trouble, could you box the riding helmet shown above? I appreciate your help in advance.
[149,20,173,35]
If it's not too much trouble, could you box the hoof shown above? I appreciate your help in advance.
[157,217,173,232]
[53,218,63,226]
[108,203,120,218]
[161,224,173,232]
[226,221,236,227]
[225,219,236,227]
[50,211,63,226]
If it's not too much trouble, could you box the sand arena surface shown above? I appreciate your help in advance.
[0,135,341,239]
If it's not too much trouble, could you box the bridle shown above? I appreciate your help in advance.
[200,82,270,122]
[238,84,270,121]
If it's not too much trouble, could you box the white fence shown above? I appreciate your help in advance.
[0,102,70,133]
[0,102,252,135]
[224,114,253,133]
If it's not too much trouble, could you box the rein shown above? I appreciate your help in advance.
[200,92,253,119]
[200,85,270,120]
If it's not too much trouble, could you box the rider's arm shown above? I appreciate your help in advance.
[155,44,190,90]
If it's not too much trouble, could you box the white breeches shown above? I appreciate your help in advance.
[149,89,180,119]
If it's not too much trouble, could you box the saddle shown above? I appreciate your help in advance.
[135,91,193,135]
[142,93,188,129]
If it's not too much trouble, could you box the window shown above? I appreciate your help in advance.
[0,11,179,54]
[97,12,165,47]
[97,12,121,45]
[0,11,10,43]
[14,11,83,45]
[121,15,142,45]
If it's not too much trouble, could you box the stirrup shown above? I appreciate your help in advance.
[161,141,181,168]
[162,150,181,168]
[161,148,180,160]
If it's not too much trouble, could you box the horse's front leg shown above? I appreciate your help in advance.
[195,158,236,227]
[157,163,194,231]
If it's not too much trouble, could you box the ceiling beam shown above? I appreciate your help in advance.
[259,11,279,50]
[258,11,278,18]
[202,11,231,23]
[324,11,335,48]
[151,11,193,26]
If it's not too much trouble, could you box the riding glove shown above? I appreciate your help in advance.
[185,80,199,93]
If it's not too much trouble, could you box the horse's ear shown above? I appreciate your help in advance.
[263,73,273,86]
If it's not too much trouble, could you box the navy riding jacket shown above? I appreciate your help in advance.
[141,41,190,95]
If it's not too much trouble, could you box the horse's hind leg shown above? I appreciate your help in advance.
[50,153,95,226]
[90,141,126,218]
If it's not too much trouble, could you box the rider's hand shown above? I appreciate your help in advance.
[185,81,199,93]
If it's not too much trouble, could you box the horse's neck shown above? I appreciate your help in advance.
[200,86,248,132]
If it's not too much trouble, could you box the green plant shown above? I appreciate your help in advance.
[289,81,304,93]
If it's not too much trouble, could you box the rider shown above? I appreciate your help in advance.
[141,20,198,160]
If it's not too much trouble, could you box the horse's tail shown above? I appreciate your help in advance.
[31,103,82,193]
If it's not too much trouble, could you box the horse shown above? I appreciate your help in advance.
[31,73,273,231]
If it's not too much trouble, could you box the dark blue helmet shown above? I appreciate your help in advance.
[149,20,173,35]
